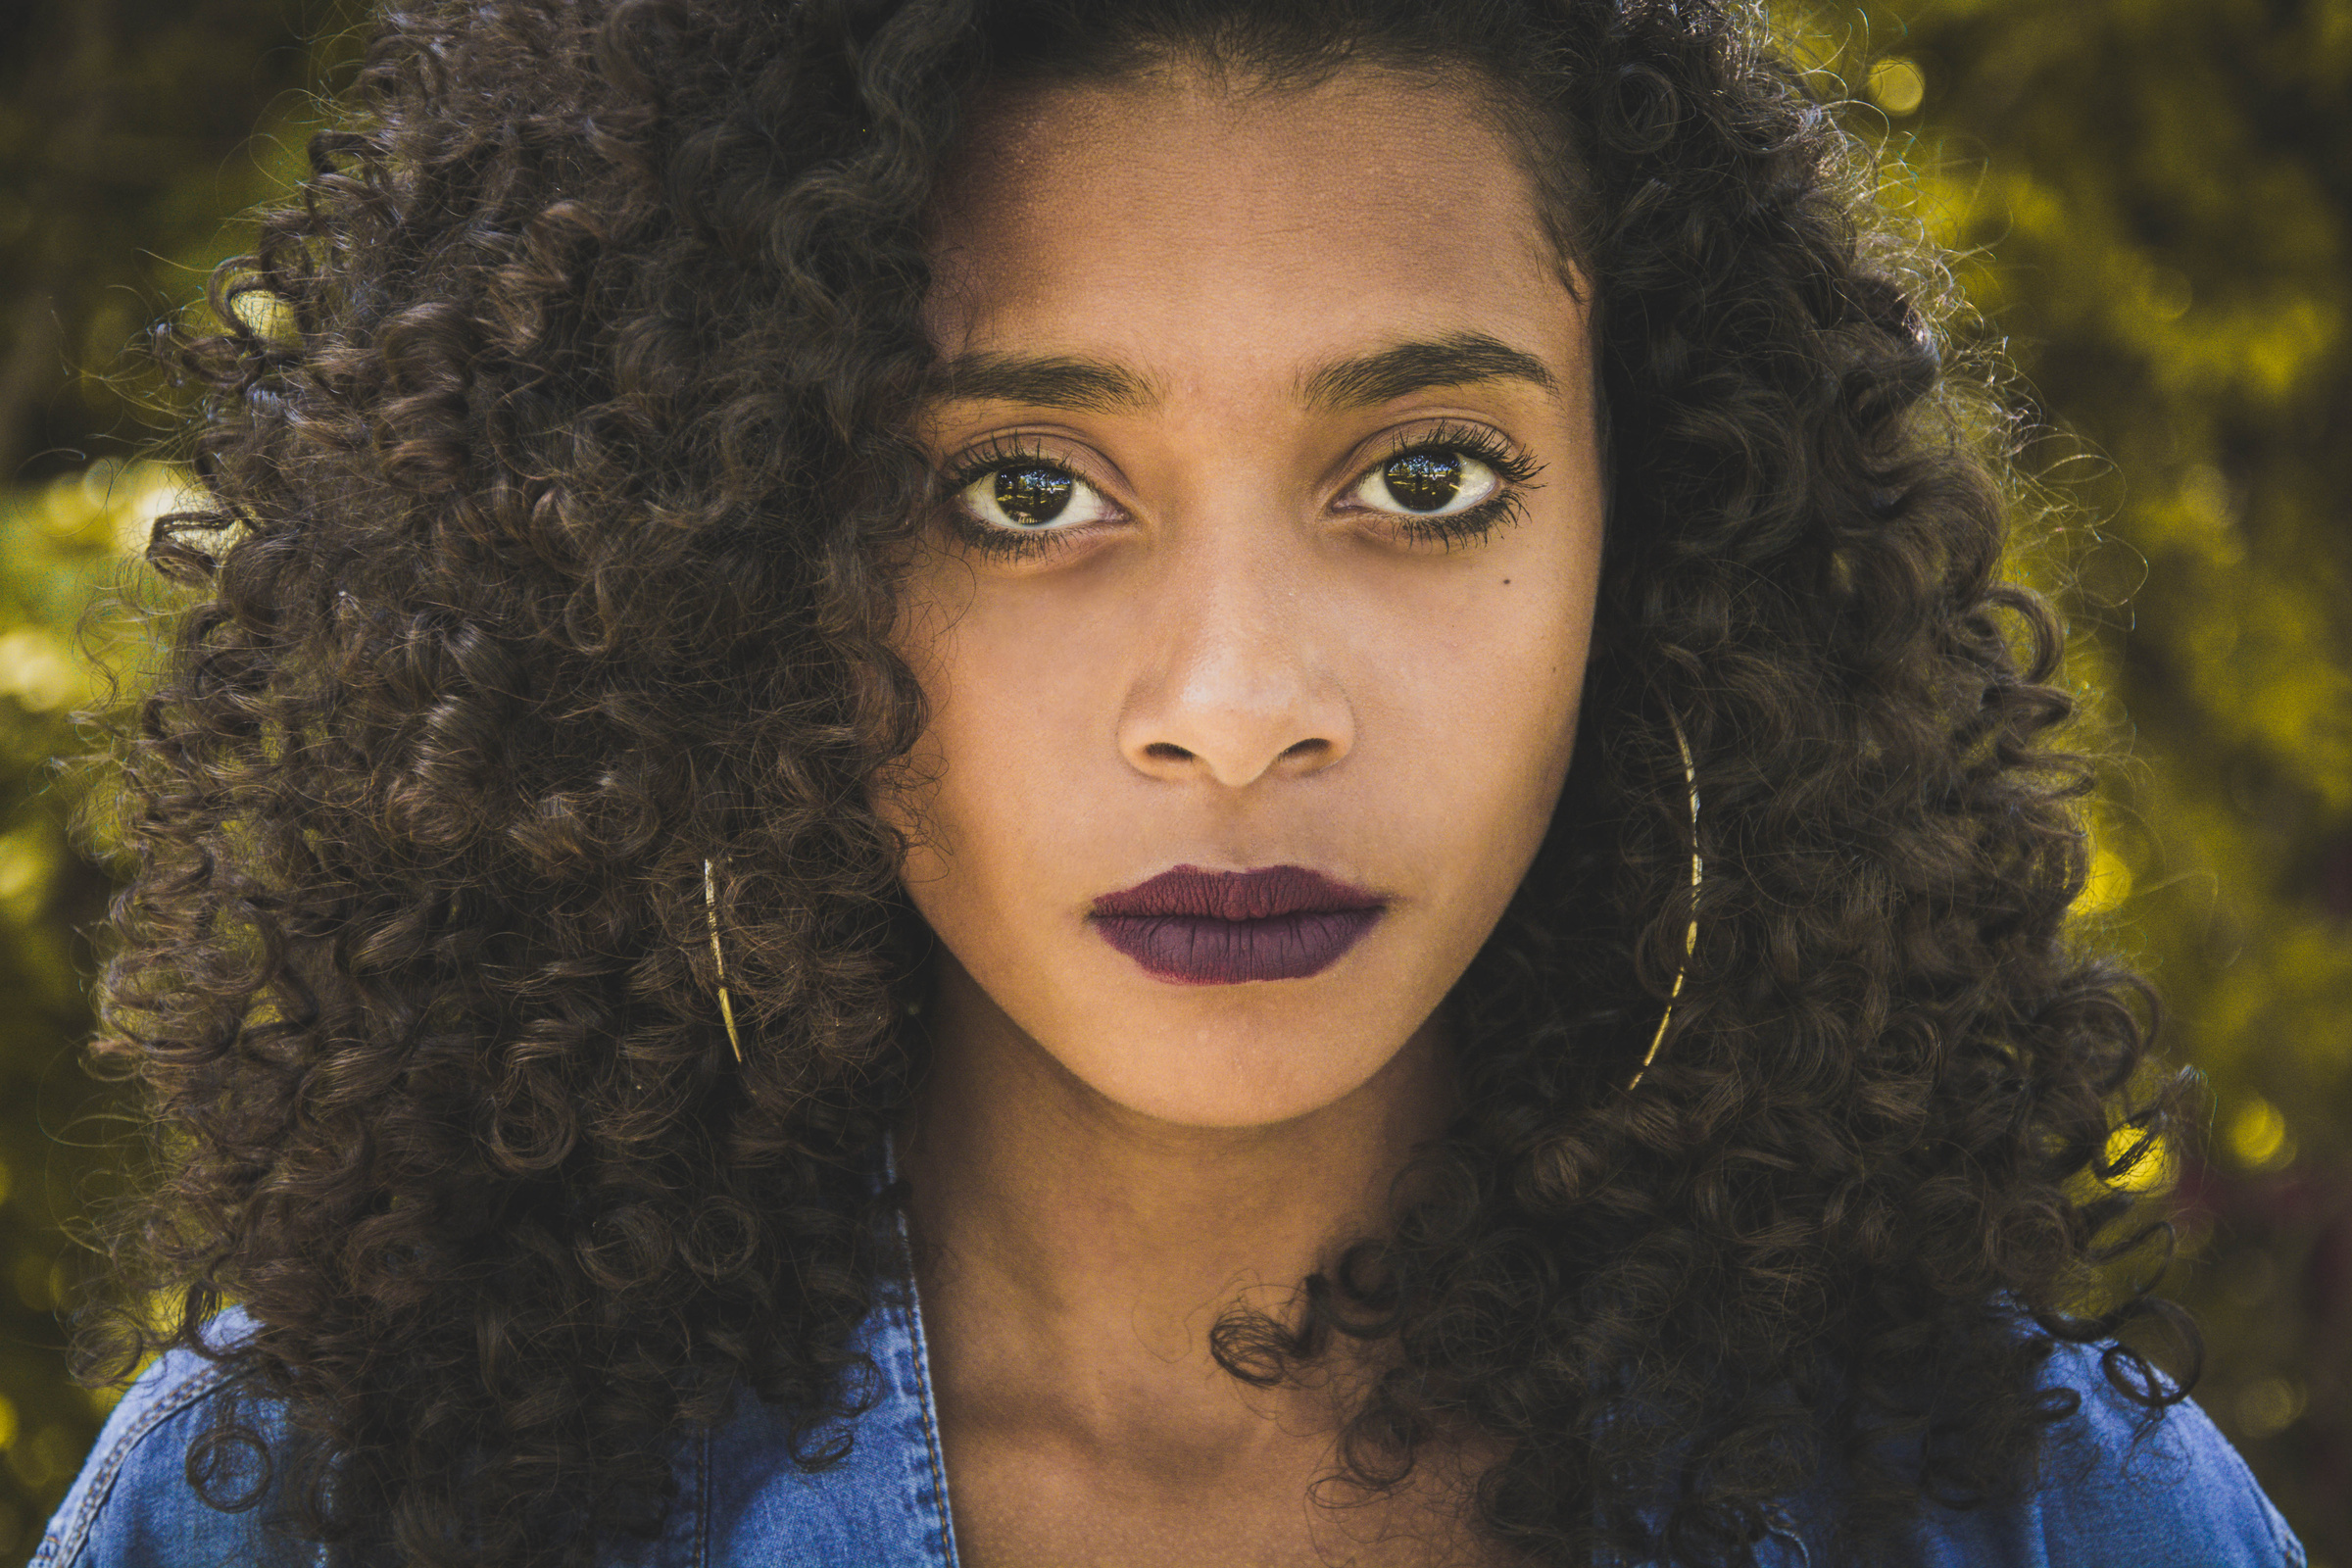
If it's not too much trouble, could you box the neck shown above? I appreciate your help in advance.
[897,955,1453,1448]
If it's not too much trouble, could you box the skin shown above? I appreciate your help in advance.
[882,61,1604,1568]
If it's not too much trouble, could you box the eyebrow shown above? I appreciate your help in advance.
[932,353,1158,414]
[929,331,1558,415]
[1298,332,1559,411]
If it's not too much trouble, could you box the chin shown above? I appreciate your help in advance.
[1054,1010,1414,1130]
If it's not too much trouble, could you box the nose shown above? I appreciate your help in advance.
[1115,534,1354,789]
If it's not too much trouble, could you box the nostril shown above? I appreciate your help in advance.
[1144,742,1195,764]
[1282,738,1331,761]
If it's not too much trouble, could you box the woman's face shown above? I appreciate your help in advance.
[886,65,1605,1128]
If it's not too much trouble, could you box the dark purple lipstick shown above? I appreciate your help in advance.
[1090,864,1386,985]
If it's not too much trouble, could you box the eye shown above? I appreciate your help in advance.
[1348,446,1503,517]
[956,460,1118,534]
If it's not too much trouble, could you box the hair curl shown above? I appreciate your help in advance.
[81,0,2198,1564]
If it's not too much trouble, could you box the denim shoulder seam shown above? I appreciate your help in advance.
[885,1130,959,1568]
[2234,1427,2307,1567]
[696,1413,712,1568]
[895,1262,959,1568]
[2153,1393,2307,1566]
[1761,1500,1811,1567]
[32,1358,236,1568]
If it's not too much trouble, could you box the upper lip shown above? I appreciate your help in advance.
[1091,864,1385,921]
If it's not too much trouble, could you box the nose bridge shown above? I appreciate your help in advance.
[1119,507,1353,789]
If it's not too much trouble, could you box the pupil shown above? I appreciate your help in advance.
[995,465,1073,526]
[1384,451,1461,513]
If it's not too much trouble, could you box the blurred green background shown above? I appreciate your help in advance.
[0,0,2345,1560]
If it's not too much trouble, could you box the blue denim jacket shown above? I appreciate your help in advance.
[37,1242,2308,1567]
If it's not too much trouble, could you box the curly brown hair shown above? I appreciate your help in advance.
[81,0,2197,1563]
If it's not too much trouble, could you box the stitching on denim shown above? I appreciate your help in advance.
[696,1420,711,1568]
[40,1359,236,1567]
[1762,1502,1811,1567]
[887,1173,957,1568]
[883,1133,958,1568]
[896,1278,958,1568]
[2231,1418,2306,1567]
[2254,1452,2306,1567]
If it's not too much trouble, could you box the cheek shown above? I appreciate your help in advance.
[1383,559,1593,846]
[876,576,1086,921]
[1390,602,1590,1008]
[872,577,970,890]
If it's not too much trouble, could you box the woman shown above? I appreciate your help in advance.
[35,0,2307,1563]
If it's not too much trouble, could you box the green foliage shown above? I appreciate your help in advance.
[0,466,155,1555]
[0,0,2345,1560]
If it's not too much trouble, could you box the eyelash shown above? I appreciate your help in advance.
[937,422,1544,560]
[1360,420,1542,551]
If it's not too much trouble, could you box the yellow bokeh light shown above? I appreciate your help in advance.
[2102,1124,2175,1193]
[9,1252,51,1313]
[0,833,43,906]
[54,458,201,559]
[1868,56,1926,116]
[2237,1375,2307,1439]
[2145,267,2194,321]
[2227,1097,2295,1171]
[2080,844,2133,915]
[0,626,83,713]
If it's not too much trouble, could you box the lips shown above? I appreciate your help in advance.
[1089,864,1386,984]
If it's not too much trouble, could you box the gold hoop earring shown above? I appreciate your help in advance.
[703,858,745,1065]
[1625,715,1701,1093]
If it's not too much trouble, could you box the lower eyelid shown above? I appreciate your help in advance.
[1391,490,1526,546]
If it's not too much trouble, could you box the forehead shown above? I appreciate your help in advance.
[921,67,1581,373]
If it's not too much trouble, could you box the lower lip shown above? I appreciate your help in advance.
[1090,908,1384,984]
